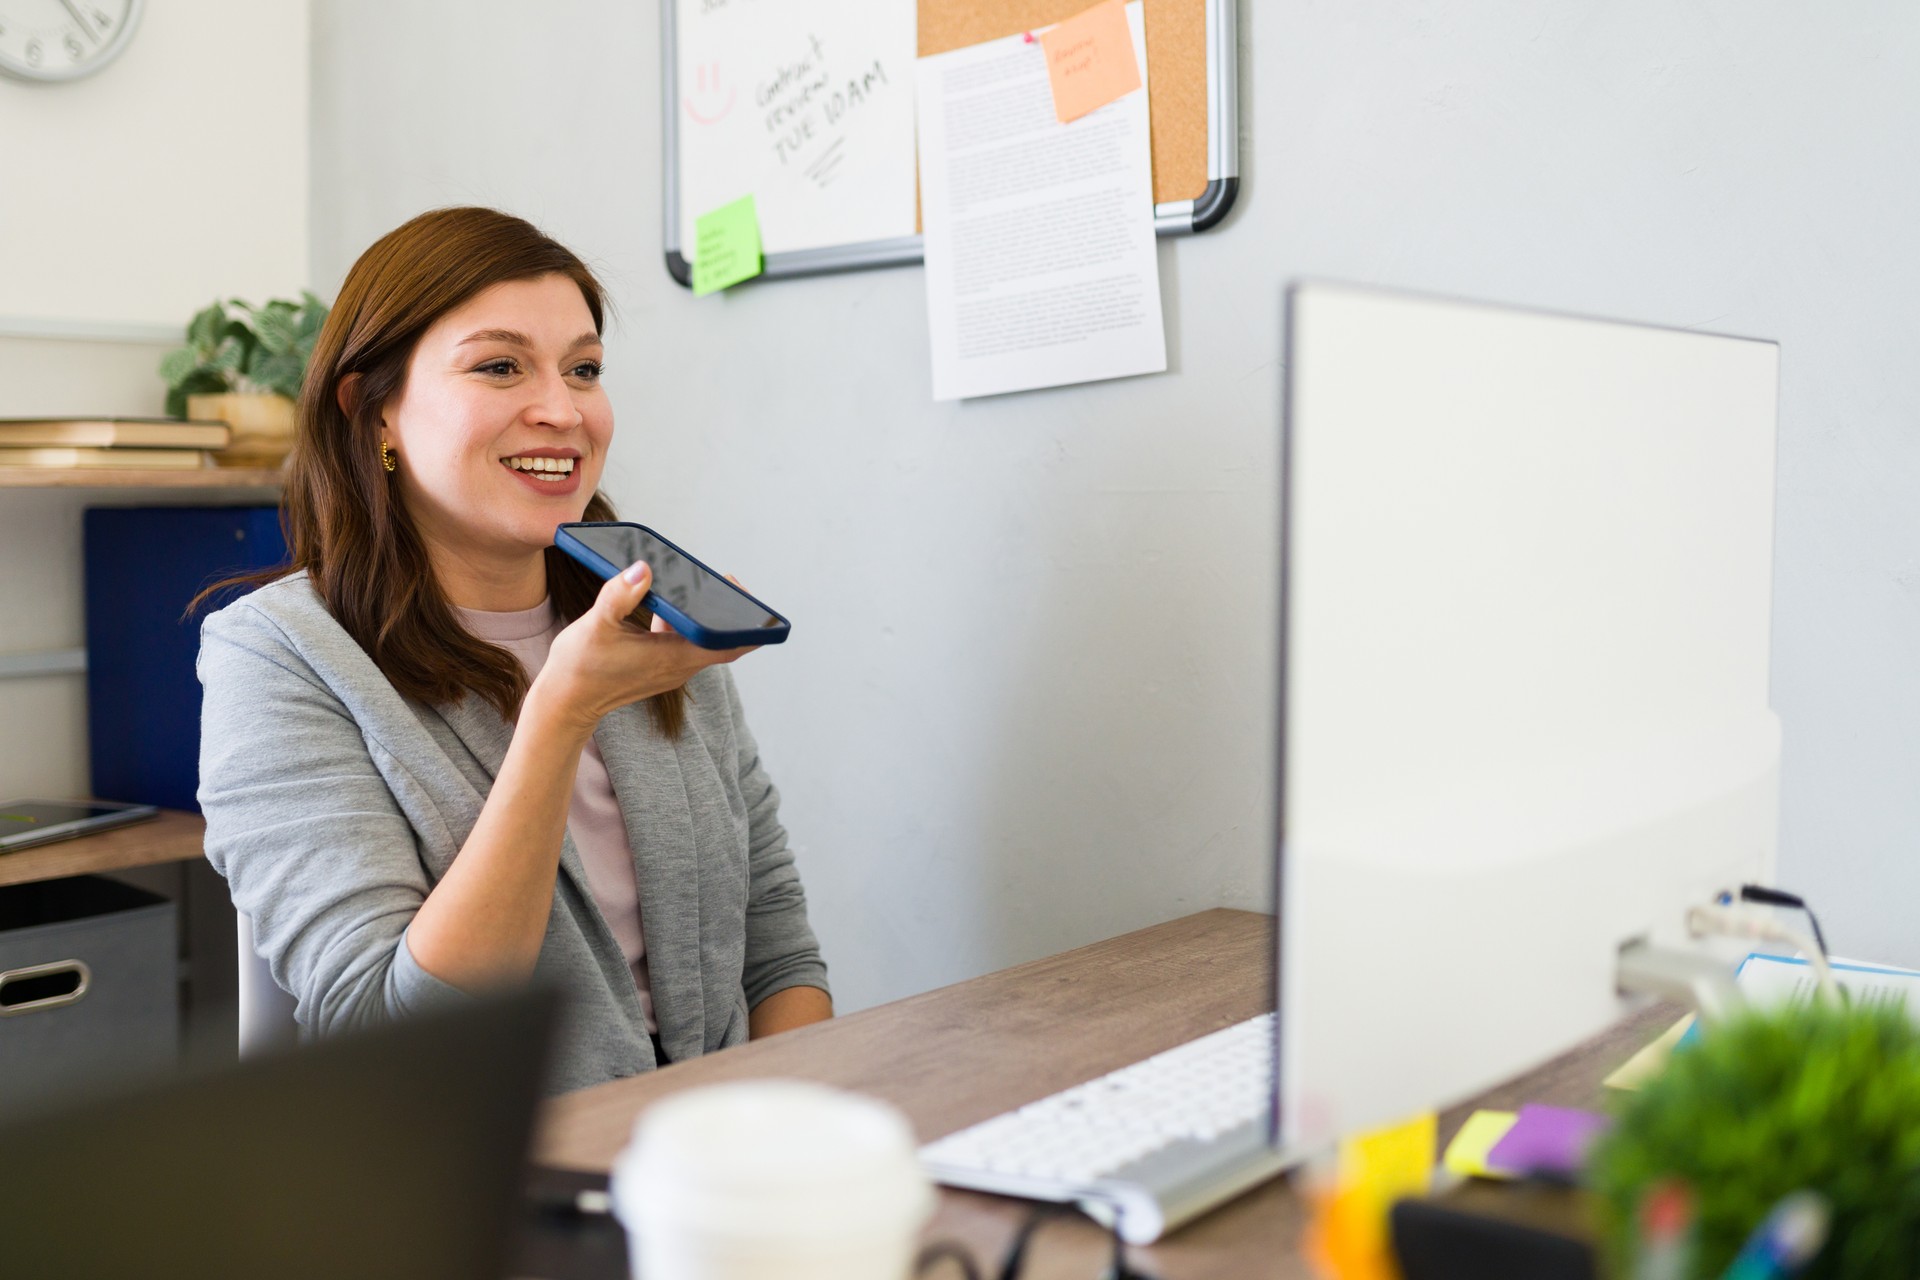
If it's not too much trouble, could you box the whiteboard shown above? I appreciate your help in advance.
[672,0,920,261]
[662,0,1241,285]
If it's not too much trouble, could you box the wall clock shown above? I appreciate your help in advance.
[0,0,143,83]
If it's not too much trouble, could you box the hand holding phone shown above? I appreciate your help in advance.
[554,522,791,650]
[521,559,758,744]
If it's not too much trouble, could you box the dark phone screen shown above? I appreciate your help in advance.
[567,525,783,635]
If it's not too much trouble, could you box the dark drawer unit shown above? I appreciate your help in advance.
[0,876,178,1105]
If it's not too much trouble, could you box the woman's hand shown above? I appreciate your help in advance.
[526,560,754,742]
[409,560,750,990]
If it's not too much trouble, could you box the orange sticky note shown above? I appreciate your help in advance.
[1304,1111,1438,1277]
[1305,1183,1404,1280]
[1040,0,1142,124]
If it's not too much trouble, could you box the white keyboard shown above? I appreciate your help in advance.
[919,1013,1289,1244]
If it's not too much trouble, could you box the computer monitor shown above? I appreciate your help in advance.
[1276,282,1781,1147]
[0,988,557,1279]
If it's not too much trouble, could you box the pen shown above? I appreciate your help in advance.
[525,1167,615,1220]
[1719,1191,1830,1280]
[1633,1179,1693,1280]
[528,1187,613,1218]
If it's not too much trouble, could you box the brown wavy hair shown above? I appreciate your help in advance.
[208,206,685,735]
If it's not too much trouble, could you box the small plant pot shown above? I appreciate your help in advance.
[1590,1003,1920,1278]
[187,393,296,467]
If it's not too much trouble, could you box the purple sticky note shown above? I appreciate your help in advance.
[1483,1104,1611,1177]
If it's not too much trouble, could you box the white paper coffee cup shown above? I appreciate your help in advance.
[610,1080,935,1280]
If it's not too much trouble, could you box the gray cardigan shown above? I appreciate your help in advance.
[196,573,828,1094]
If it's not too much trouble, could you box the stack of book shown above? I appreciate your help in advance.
[0,418,233,471]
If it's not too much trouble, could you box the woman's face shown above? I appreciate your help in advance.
[381,273,612,576]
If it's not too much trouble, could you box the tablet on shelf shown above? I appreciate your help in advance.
[0,800,160,855]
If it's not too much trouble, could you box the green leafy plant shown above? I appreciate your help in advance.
[158,293,329,418]
[1588,1002,1920,1278]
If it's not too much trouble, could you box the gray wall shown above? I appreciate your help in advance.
[311,1,1920,1007]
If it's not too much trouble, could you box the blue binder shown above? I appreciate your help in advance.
[83,507,288,813]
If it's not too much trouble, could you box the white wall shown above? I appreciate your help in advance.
[0,339,179,796]
[310,0,1920,1009]
[0,1,310,328]
[0,2,310,798]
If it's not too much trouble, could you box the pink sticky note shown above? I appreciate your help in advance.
[1040,0,1142,124]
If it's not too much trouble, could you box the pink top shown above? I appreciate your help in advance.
[455,599,656,1032]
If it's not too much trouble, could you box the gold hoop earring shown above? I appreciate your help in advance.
[381,440,397,473]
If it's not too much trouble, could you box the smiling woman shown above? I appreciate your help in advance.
[377,275,613,608]
[193,207,832,1093]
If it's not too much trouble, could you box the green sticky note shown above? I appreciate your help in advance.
[691,195,763,296]
[1442,1109,1518,1179]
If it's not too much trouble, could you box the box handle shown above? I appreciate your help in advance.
[0,959,92,1016]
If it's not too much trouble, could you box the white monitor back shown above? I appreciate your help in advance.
[1278,283,1781,1147]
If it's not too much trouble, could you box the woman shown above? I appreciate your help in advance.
[198,207,831,1092]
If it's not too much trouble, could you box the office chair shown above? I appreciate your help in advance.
[236,910,299,1057]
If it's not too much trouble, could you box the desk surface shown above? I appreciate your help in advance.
[0,808,206,888]
[534,908,1675,1280]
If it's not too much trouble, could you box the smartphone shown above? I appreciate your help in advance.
[554,522,791,650]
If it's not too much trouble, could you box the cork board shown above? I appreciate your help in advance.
[919,0,1211,206]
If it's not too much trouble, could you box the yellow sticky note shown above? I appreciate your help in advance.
[1039,0,1142,124]
[1333,1111,1438,1258]
[1603,1013,1695,1091]
[1442,1110,1518,1179]
[1340,1110,1438,1194]
[691,195,763,297]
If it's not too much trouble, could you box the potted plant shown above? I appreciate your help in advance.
[158,293,328,465]
[1588,1002,1920,1278]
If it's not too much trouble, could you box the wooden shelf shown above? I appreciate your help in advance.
[0,809,207,888]
[0,467,283,490]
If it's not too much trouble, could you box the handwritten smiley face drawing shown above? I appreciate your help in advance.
[684,62,737,125]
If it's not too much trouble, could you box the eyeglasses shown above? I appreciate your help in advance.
[915,1201,1159,1280]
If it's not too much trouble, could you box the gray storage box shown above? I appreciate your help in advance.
[0,876,178,1103]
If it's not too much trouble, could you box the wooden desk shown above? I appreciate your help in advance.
[0,809,207,888]
[534,909,1675,1280]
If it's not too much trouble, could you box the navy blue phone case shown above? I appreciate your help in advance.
[553,522,791,649]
